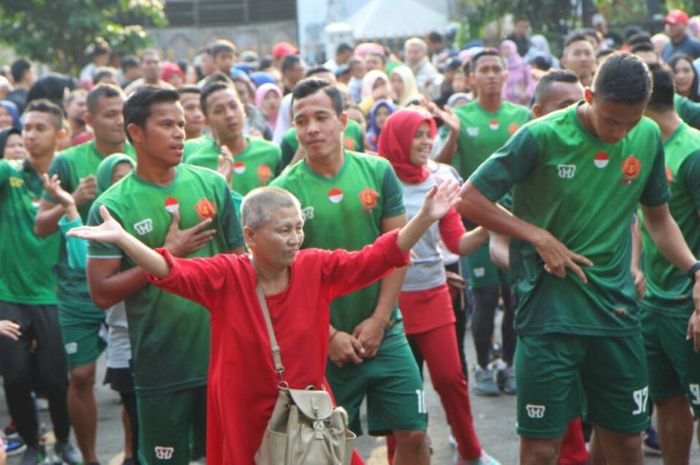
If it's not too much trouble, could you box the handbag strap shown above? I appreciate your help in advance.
[252,258,286,382]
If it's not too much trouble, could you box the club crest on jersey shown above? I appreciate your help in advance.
[133,219,153,235]
[488,120,499,131]
[621,155,641,185]
[594,152,609,169]
[154,446,174,460]
[233,162,245,174]
[666,166,674,182]
[31,199,41,209]
[344,138,356,150]
[302,206,314,220]
[328,187,343,204]
[164,197,179,214]
[195,198,216,219]
[526,404,546,419]
[508,123,521,135]
[557,164,576,179]
[257,164,272,185]
[466,127,479,137]
[358,187,379,214]
[9,176,24,188]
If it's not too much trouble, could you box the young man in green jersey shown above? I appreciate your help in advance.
[185,81,281,196]
[436,49,531,396]
[460,52,700,465]
[272,79,431,465]
[639,64,700,465]
[34,83,134,465]
[85,87,244,465]
[0,99,81,465]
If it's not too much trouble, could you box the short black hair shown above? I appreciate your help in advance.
[282,55,301,73]
[200,81,238,115]
[87,84,124,115]
[647,63,676,112]
[564,32,590,49]
[11,58,31,83]
[204,71,233,87]
[580,28,600,45]
[93,67,117,85]
[427,31,443,43]
[534,70,580,104]
[24,98,64,129]
[627,32,652,47]
[592,52,651,105]
[177,86,201,97]
[121,55,139,71]
[123,87,179,143]
[468,49,503,74]
[305,66,332,78]
[630,42,655,55]
[291,78,344,117]
[210,39,236,58]
[336,43,353,55]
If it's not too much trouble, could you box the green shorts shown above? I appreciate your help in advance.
[465,241,509,290]
[59,321,106,368]
[326,332,428,436]
[516,333,649,438]
[642,305,700,417]
[136,386,207,465]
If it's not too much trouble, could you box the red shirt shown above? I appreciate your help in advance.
[147,231,408,465]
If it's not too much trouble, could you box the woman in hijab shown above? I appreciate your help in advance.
[0,127,27,160]
[365,98,395,152]
[501,40,533,106]
[389,65,423,107]
[254,83,283,132]
[358,70,390,115]
[377,109,499,465]
[0,100,20,130]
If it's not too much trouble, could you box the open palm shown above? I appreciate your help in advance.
[422,178,461,222]
[66,205,126,243]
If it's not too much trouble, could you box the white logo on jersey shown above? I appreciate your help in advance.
[302,207,314,221]
[133,219,153,235]
[690,384,700,405]
[466,127,479,137]
[473,267,486,278]
[557,164,576,179]
[154,446,174,460]
[632,387,649,415]
[65,342,78,354]
[526,404,546,419]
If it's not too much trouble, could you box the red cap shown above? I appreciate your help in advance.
[272,42,298,59]
[665,10,689,25]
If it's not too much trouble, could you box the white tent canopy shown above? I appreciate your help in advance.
[346,0,448,39]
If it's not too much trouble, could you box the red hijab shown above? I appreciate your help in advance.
[377,109,436,184]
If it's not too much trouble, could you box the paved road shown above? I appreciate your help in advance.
[1,327,690,465]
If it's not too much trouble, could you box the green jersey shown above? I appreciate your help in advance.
[640,123,700,314]
[0,160,60,304]
[185,136,281,196]
[674,94,700,130]
[279,119,366,169]
[87,164,244,394]
[183,135,212,160]
[470,105,670,336]
[441,100,531,179]
[272,151,405,334]
[43,141,135,319]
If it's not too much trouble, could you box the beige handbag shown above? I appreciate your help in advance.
[253,276,356,465]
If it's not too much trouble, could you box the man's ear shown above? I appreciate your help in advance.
[243,226,255,249]
[584,87,594,104]
[532,103,543,119]
[339,111,348,131]
[126,123,144,145]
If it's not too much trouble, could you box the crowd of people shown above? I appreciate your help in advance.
[2,6,700,465]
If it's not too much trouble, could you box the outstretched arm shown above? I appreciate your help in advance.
[68,205,170,278]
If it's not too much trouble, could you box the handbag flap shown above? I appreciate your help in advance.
[287,388,334,420]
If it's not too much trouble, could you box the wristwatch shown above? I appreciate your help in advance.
[688,261,700,283]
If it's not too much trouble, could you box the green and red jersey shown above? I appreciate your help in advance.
[470,105,669,336]
[185,136,281,196]
[87,164,244,394]
[640,122,700,315]
[0,160,60,304]
[272,150,405,334]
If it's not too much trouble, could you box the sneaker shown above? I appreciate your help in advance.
[642,426,661,456]
[496,365,516,395]
[474,366,500,396]
[455,450,502,465]
[19,445,46,465]
[4,435,27,456]
[54,441,83,465]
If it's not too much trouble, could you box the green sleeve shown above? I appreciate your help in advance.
[469,129,540,202]
[640,141,670,207]
[230,189,243,223]
[676,95,700,130]
[59,216,87,270]
[86,200,124,260]
[380,162,406,218]
[219,185,245,251]
[0,161,10,187]
[347,120,365,152]
[679,150,700,210]
[42,155,71,203]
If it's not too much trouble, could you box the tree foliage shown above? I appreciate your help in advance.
[0,0,167,74]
